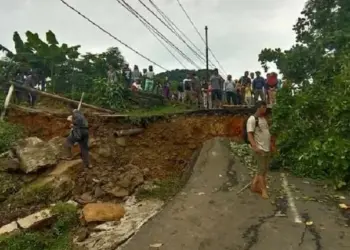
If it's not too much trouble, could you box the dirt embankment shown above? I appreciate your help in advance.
[0,107,276,227]
[7,108,248,179]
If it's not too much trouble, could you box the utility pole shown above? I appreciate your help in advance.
[205,26,209,82]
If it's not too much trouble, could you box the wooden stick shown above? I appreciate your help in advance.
[0,84,14,121]
[9,81,114,114]
[236,182,251,194]
[77,92,85,111]
[114,128,144,137]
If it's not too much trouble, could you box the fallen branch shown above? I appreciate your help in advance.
[0,84,14,121]
[9,81,115,114]
[0,151,11,158]
[114,128,144,137]
[236,182,251,195]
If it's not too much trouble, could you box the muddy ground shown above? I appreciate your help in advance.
[1,105,269,226]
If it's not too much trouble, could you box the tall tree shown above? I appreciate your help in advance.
[258,0,350,187]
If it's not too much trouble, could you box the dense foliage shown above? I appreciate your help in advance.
[259,0,350,187]
[0,121,23,153]
[0,202,79,250]
[0,30,127,106]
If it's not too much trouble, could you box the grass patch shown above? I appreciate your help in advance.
[0,172,23,202]
[0,121,23,154]
[0,202,78,250]
[6,181,53,207]
[125,103,190,117]
[136,176,184,201]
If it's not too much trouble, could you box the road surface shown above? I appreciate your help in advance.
[122,138,350,250]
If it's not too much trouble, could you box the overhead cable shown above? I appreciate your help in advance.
[116,0,187,69]
[176,0,227,75]
[139,0,206,65]
[148,0,216,69]
[116,0,200,69]
[60,0,168,71]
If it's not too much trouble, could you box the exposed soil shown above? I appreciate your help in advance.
[1,105,276,227]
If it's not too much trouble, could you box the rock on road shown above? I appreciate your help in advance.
[121,138,350,250]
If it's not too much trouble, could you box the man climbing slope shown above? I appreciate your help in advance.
[64,103,91,169]
[246,101,270,199]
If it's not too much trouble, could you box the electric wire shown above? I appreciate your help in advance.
[116,0,200,69]
[176,0,227,75]
[59,0,168,71]
[117,1,186,69]
[138,0,206,65]
[148,0,216,69]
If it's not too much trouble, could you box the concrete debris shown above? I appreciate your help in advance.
[75,197,164,250]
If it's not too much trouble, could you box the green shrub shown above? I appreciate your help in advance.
[272,63,350,189]
[0,203,78,250]
[0,121,23,153]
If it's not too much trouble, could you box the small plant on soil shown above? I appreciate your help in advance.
[0,121,23,153]
[0,202,79,250]
[136,176,184,201]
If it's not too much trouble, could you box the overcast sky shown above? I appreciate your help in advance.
[1,0,306,78]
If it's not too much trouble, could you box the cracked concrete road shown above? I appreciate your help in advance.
[121,138,350,250]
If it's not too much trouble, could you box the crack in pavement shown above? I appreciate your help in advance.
[242,196,324,250]
[241,196,288,250]
[242,213,276,250]
[219,158,238,192]
[299,213,322,250]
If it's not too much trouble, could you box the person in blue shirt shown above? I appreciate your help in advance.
[252,71,266,103]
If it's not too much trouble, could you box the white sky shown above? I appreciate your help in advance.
[0,0,307,78]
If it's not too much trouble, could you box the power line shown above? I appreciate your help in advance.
[176,0,227,75]
[117,0,187,69]
[148,0,216,69]
[115,0,200,69]
[59,0,168,71]
[138,0,205,65]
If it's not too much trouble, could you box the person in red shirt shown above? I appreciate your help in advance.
[266,72,278,104]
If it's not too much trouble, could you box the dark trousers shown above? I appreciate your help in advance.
[226,91,237,105]
[236,91,242,104]
[28,91,37,107]
[66,128,89,167]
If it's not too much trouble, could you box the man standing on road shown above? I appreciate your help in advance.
[183,73,193,105]
[122,64,132,89]
[201,78,211,109]
[239,71,251,104]
[64,103,91,169]
[224,74,237,105]
[210,68,223,108]
[24,71,38,107]
[252,71,266,103]
[247,101,271,199]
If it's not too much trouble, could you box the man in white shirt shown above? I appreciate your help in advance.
[223,75,237,105]
[246,101,271,199]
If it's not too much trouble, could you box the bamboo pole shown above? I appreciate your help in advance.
[0,84,15,121]
[77,92,85,111]
[9,81,115,114]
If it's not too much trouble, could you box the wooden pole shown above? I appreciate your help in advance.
[9,81,115,114]
[114,128,144,137]
[205,26,209,82]
[0,84,14,121]
[77,92,85,111]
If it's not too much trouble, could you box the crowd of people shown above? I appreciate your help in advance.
[175,69,283,109]
[108,63,161,94]
[108,64,284,109]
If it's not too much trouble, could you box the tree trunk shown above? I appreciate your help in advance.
[114,128,144,137]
